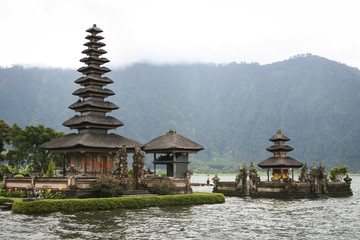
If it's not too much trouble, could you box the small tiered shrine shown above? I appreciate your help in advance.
[42,25,141,177]
[258,129,303,181]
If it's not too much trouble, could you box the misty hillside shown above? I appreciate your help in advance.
[1,54,360,173]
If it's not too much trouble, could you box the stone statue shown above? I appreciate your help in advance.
[343,174,353,196]
[344,174,352,185]
[248,161,260,196]
[212,174,220,184]
[249,161,260,185]
[317,162,328,194]
[309,162,317,183]
[26,186,40,199]
[298,163,309,183]
[212,174,220,191]
[235,162,247,194]
[133,146,145,168]
[318,162,328,180]
[309,162,319,196]
[67,165,78,176]
[185,170,192,181]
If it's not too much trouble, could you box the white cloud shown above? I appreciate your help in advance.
[1,0,360,68]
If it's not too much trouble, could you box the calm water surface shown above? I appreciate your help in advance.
[1,176,359,240]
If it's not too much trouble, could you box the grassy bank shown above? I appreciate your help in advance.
[12,192,225,214]
[0,196,22,202]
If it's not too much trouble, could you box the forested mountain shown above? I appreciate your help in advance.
[1,54,360,173]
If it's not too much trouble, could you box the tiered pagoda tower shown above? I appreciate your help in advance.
[65,25,120,134]
[258,129,303,181]
[42,25,141,176]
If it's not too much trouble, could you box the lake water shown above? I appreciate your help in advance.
[1,175,359,239]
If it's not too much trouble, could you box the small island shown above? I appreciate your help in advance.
[213,129,353,198]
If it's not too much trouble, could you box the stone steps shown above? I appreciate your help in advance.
[0,200,14,211]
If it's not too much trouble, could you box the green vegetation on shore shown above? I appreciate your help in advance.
[12,193,225,214]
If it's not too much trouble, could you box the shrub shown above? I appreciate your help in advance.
[12,192,226,214]
[329,166,348,182]
[0,186,26,198]
[0,164,9,178]
[152,180,176,195]
[14,174,24,177]
[91,175,123,197]
[40,188,65,199]
[5,165,31,177]
[19,165,31,177]
[46,159,55,177]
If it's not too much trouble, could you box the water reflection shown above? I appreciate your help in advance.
[1,176,359,239]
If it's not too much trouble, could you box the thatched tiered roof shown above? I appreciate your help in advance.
[142,130,204,154]
[258,157,303,168]
[42,133,141,153]
[269,129,290,142]
[258,129,303,169]
[42,24,141,153]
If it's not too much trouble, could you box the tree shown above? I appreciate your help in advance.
[329,166,348,182]
[6,124,64,173]
[0,119,12,161]
[46,158,56,177]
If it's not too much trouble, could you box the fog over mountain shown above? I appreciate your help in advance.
[1,54,360,173]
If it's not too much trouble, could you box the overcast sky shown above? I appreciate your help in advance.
[1,0,360,69]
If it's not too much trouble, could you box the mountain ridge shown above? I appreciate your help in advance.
[1,54,360,173]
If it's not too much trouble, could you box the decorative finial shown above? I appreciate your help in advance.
[166,129,177,135]
[277,128,281,134]
[93,24,97,28]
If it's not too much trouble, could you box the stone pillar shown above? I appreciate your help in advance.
[132,146,145,189]
[119,145,128,188]
[83,153,88,176]
[153,153,157,177]
[173,154,177,178]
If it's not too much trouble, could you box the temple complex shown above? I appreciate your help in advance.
[41,25,141,177]
[257,129,303,181]
[4,25,206,196]
[213,129,352,198]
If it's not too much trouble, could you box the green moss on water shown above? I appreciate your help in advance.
[11,193,225,214]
